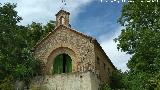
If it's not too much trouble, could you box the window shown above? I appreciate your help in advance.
[108,68,110,74]
[97,57,100,64]
[60,16,65,25]
[104,63,105,69]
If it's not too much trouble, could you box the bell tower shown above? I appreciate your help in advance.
[55,10,70,27]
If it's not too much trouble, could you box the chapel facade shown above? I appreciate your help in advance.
[31,10,116,90]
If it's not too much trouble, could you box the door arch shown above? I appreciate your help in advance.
[46,47,78,75]
[53,53,72,74]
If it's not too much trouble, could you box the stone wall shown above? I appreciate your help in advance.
[55,10,70,28]
[94,43,115,83]
[34,25,115,84]
[34,26,96,74]
[29,71,100,90]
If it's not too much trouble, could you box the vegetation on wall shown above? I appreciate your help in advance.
[0,3,55,89]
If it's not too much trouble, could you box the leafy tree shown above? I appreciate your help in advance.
[26,20,55,48]
[109,70,126,89]
[26,22,44,48]
[115,0,160,89]
[0,76,14,90]
[0,3,55,89]
[0,2,40,85]
[43,20,56,36]
[101,84,112,90]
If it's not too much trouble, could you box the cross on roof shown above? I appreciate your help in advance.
[61,0,67,10]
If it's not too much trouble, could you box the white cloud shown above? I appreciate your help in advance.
[1,0,92,25]
[100,27,131,72]
[1,0,131,72]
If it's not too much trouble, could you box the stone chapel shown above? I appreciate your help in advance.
[30,10,116,90]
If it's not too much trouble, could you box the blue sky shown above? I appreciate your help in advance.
[1,0,131,71]
[72,1,122,40]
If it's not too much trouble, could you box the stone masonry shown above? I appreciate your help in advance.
[30,71,100,90]
[32,10,116,90]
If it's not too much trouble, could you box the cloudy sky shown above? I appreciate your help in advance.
[1,0,131,71]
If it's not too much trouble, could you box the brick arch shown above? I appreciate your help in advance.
[46,47,78,75]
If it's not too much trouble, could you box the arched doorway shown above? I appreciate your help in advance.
[53,54,72,74]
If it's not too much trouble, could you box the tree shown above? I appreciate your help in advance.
[0,3,41,87]
[109,70,126,89]
[115,0,160,89]
[26,20,55,48]
[0,3,56,89]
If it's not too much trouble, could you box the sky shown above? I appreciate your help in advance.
[1,0,131,71]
